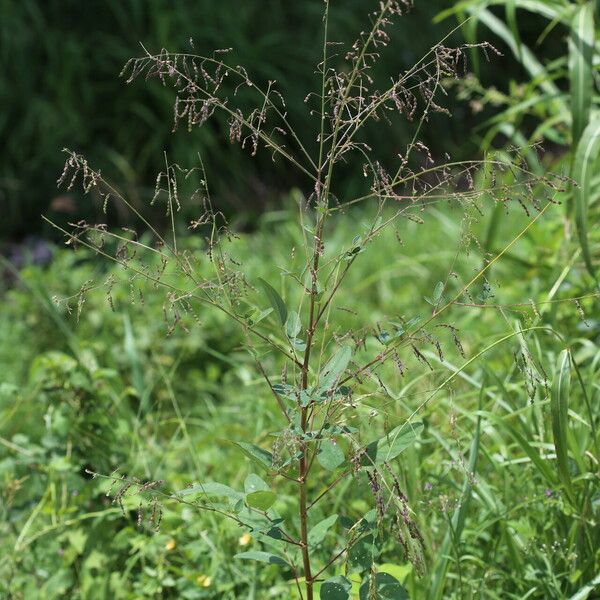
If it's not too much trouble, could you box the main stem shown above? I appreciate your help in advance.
[298,245,322,600]
[298,406,312,600]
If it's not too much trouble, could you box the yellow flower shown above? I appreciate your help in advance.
[165,539,176,551]
[238,533,252,547]
[196,575,212,587]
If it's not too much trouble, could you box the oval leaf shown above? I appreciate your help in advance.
[320,575,352,600]
[244,473,270,493]
[359,572,409,600]
[308,513,338,546]
[246,490,277,511]
[317,440,345,471]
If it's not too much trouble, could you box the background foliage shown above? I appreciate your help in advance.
[1,0,560,240]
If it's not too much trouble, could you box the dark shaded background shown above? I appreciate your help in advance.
[1,0,548,242]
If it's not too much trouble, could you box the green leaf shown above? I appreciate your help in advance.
[234,442,273,471]
[359,572,409,600]
[569,2,594,145]
[247,307,273,326]
[291,338,307,352]
[244,473,277,510]
[172,482,242,501]
[361,422,423,466]
[572,118,600,277]
[246,490,277,511]
[320,346,352,390]
[317,440,345,470]
[286,310,301,338]
[348,535,376,572]
[235,551,288,566]
[379,564,412,582]
[308,514,338,546]
[551,350,575,505]
[66,529,87,555]
[320,576,352,600]
[258,277,287,326]
[244,473,269,493]
[505,0,522,63]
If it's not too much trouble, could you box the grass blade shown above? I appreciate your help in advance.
[428,384,483,600]
[551,349,575,505]
[569,1,595,145]
[572,118,600,277]
[569,572,600,600]
[505,0,522,62]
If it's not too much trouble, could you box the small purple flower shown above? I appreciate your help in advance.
[545,489,553,498]
[424,482,433,492]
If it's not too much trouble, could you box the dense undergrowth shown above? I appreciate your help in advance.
[1,197,598,599]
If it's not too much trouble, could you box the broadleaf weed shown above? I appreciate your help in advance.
[48,2,581,598]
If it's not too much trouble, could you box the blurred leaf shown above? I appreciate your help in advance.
[348,535,376,572]
[430,384,483,600]
[505,0,522,62]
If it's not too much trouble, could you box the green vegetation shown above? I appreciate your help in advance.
[2,197,598,598]
[1,1,600,599]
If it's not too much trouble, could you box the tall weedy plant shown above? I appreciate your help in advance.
[51,2,567,597]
